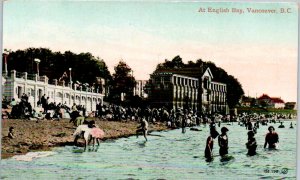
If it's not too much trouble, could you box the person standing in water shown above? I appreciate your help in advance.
[278,122,285,128]
[246,119,253,130]
[246,131,257,156]
[264,126,279,149]
[136,118,148,141]
[181,111,187,133]
[218,127,229,157]
[209,120,220,140]
[205,128,219,161]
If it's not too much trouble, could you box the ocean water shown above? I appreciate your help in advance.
[0,121,297,180]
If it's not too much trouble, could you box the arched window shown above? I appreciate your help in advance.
[56,92,63,98]
[203,77,210,89]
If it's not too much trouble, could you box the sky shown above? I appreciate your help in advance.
[2,1,298,102]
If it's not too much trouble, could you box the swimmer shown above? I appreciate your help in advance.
[181,115,187,133]
[264,126,279,149]
[253,126,257,134]
[209,121,219,139]
[246,131,257,156]
[278,122,285,128]
[246,119,253,130]
[218,127,229,157]
[205,128,219,161]
[290,122,294,128]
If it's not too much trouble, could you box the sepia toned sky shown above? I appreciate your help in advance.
[3,1,298,102]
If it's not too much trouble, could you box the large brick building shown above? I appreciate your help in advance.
[148,67,228,114]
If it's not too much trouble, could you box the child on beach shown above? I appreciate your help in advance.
[8,127,15,139]
[246,131,257,156]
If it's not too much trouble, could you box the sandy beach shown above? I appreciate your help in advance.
[1,118,169,159]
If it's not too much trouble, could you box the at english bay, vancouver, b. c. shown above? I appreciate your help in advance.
[1,120,296,179]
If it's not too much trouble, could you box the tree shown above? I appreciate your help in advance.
[156,56,184,70]
[226,75,244,108]
[109,61,136,103]
[3,47,111,87]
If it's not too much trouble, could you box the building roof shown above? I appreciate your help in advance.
[285,102,296,105]
[241,96,254,104]
[271,97,285,104]
[258,94,285,103]
[153,66,205,78]
[257,94,271,100]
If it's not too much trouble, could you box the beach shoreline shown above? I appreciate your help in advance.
[1,118,169,159]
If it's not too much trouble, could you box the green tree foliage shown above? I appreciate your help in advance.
[152,56,245,108]
[225,75,244,108]
[109,61,136,103]
[2,47,111,86]
[156,55,185,69]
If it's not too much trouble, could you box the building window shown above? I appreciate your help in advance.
[204,78,208,89]
[155,77,160,83]
[163,76,170,82]
[164,83,169,90]
[31,89,35,97]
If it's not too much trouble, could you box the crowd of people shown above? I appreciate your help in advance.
[70,102,295,162]
[2,94,295,127]
[94,104,235,129]
[2,95,296,161]
[2,94,88,121]
[203,114,290,162]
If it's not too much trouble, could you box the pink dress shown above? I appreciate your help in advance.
[90,128,105,139]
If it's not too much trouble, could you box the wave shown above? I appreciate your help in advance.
[12,151,56,161]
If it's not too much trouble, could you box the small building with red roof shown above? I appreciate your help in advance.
[257,94,285,109]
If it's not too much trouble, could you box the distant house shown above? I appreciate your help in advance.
[285,102,296,110]
[271,97,285,109]
[257,94,285,109]
[257,94,272,107]
[240,96,253,107]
